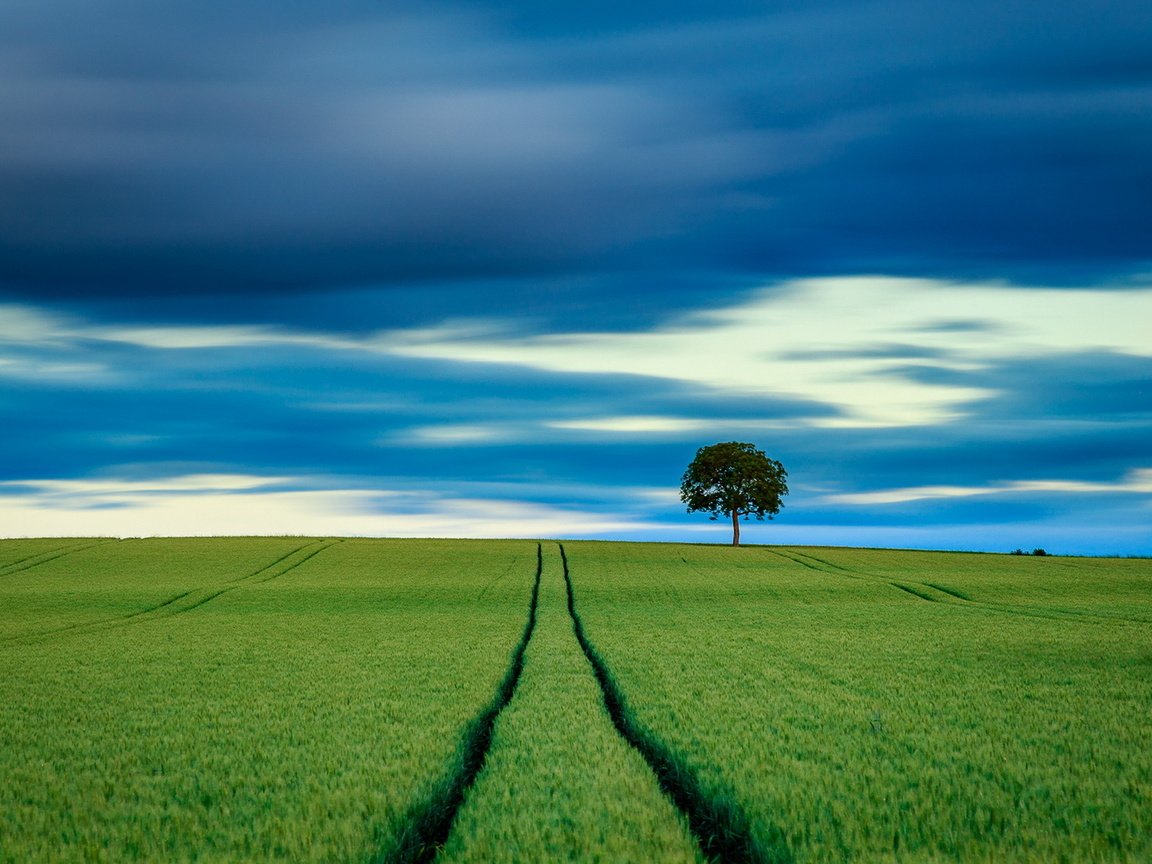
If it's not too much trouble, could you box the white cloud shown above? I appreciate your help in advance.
[543,417,705,435]
[822,485,994,505]
[629,486,686,505]
[398,414,800,444]
[1006,469,1152,495]
[548,415,714,433]
[547,414,817,434]
[0,356,108,381]
[2,474,297,496]
[822,468,1152,505]
[397,423,517,445]
[91,325,362,352]
[385,276,1152,428]
[0,474,649,539]
[5,277,1151,428]
[0,304,75,345]
[0,304,112,380]
[0,304,357,353]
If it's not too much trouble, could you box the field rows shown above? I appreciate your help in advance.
[439,544,702,863]
[769,547,1152,625]
[0,539,537,862]
[569,542,1152,863]
[1,538,1149,862]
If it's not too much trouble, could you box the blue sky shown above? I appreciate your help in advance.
[1,0,1150,552]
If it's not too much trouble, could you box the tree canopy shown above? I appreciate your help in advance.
[680,442,788,546]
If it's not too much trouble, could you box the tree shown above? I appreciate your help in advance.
[680,442,788,546]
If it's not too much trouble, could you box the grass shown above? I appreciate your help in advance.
[1,537,1149,862]
[0,537,537,862]
[0,537,312,639]
[563,541,1152,863]
[0,538,107,572]
[382,543,544,864]
[438,544,700,864]
[560,543,774,864]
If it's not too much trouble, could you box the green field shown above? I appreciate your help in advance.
[1,538,1149,862]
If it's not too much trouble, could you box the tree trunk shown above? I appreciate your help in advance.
[731,509,740,546]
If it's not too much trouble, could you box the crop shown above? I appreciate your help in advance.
[3,537,1149,863]
[0,537,312,640]
[564,541,1152,863]
[0,538,100,570]
[438,544,700,864]
[0,537,538,863]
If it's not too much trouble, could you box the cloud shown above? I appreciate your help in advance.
[549,416,716,433]
[386,276,1152,427]
[5,274,1149,433]
[2,0,1151,314]
[389,414,808,446]
[397,423,522,446]
[545,415,816,435]
[0,356,108,381]
[2,270,1150,553]
[0,303,114,381]
[822,468,1152,505]
[0,302,366,360]
[0,304,75,344]
[90,325,318,351]
[2,474,296,496]
[0,473,652,539]
[0,2,765,297]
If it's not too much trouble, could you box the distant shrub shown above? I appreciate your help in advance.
[1010,548,1025,555]
[1032,548,1048,557]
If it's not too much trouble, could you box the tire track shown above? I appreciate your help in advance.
[775,549,1151,626]
[231,540,326,584]
[922,582,974,602]
[165,541,340,616]
[764,549,834,575]
[0,540,110,577]
[95,539,339,623]
[560,544,791,864]
[889,583,939,603]
[783,550,858,574]
[2,540,337,645]
[239,541,336,588]
[381,543,542,864]
[781,548,1071,618]
[476,557,521,600]
[0,543,79,572]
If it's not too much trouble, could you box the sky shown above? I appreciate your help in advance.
[1,0,1150,553]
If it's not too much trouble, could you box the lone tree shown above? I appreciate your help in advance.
[680,442,788,546]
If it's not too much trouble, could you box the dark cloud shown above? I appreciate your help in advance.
[0,0,759,301]
[34,271,773,337]
[2,0,1150,319]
